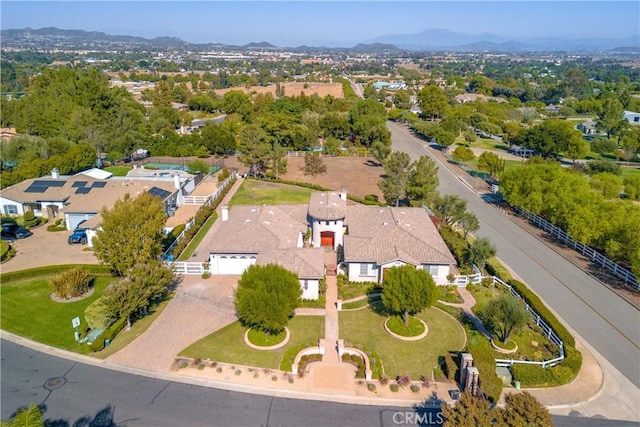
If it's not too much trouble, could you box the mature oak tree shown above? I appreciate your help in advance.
[235,264,302,333]
[381,265,438,326]
[93,192,167,276]
[467,236,497,272]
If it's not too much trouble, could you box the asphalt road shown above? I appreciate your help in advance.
[2,340,637,427]
[387,121,640,389]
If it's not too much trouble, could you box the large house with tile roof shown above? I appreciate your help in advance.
[203,191,456,300]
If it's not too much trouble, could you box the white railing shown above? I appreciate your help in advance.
[514,206,639,290]
[162,172,236,262]
[453,272,565,368]
[182,195,209,205]
[172,262,206,275]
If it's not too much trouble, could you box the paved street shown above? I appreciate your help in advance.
[3,339,638,427]
[388,121,640,418]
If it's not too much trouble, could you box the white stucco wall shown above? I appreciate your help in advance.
[348,261,450,285]
[85,229,98,248]
[0,196,25,216]
[311,218,345,250]
[300,279,319,300]
[65,213,96,230]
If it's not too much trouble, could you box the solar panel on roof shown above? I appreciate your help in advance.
[75,187,91,195]
[72,181,87,188]
[25,185,47,193]
[148,187,171,200]
[91,181,107,188]
[34,180,65,188]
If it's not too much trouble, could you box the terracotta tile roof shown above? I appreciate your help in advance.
[308,191,347,220]
[343,206,455,266]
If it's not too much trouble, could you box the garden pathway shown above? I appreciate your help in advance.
[322,248,339,362]
[439,287,493,339]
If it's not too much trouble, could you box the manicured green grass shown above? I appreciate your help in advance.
[339,303,466,378]
[339,281,379,301]
[177,212,218,261]
[386,315,425,337]
[342,294,381,310]
[229,180,312,206]
[439,285,463,304]
[247,328,287,346]
[179,316,325,370]
[103,166,132,176]
[92,298,171,359]
[621,167,640,178]
[0,277,113,353]
[471,138,509,151]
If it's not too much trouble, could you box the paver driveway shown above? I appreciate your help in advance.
[1,225,98,274]
[107,274,238,371]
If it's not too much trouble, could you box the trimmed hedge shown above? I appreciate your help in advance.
[465,329,503,403]
[0,264,113,283]
[88,317,127,352]
[23,211,40,228]
[1,241,15,262]
[47,218,67,232]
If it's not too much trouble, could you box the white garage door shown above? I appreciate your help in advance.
[214,254,256,275]
[66,214,93,230]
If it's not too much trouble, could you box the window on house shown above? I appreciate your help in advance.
[359,263,375,276]
[424,265,439,276]
[634,117,639,122]
[303,280,308,290]
[3,205,18,215]
[326,221,330,226]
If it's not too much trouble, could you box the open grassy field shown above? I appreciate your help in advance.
[179,316,325,370]
[339,303,466,378]
[229,179,312,206]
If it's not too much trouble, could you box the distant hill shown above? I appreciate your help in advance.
[350,43,401,53]
[366,28,640,52]
[242,41,278,49]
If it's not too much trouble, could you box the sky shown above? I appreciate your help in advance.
[2,1,639,47]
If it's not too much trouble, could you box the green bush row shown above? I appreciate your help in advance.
[0,264,113,283]
[465,329,503,403]
[511,360,578,388]
[439,225,470,267]
[88,317,127,352]
[1,241,15,261]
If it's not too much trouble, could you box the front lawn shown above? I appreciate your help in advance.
[103,166,132,176]
[179,315,325,370]
[0,277,113,353]
[339,303,466,378]
[230,179,312,206]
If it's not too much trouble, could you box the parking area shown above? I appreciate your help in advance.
[1,225,99,274]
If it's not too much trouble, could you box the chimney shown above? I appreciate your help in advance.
[173,173,181,190]
[221,205,229,221]
[339,189,347,201]
[51,168,59,179]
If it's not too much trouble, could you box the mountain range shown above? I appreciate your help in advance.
[2,27,639,53]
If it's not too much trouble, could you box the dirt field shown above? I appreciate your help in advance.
[214,82,343,98]
[223,155,385,200]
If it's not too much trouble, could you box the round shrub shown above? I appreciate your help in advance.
[23,211,40,228]
[49,268,93,299]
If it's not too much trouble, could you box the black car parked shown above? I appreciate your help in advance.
[1,223,32,239]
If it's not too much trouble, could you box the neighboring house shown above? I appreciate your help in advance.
[0,127,17,140]
[202,191,456,299]
[545,104,562,115]
[624,110,640,125]
[576,120,598,135]
[0,168,191,245]
[508,144,535,158]
[454,93,507,104]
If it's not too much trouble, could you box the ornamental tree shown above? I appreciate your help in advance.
[235,264,302,333]
[93,192,167,276]
[483,294,529,345]
[381,265,437,326]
